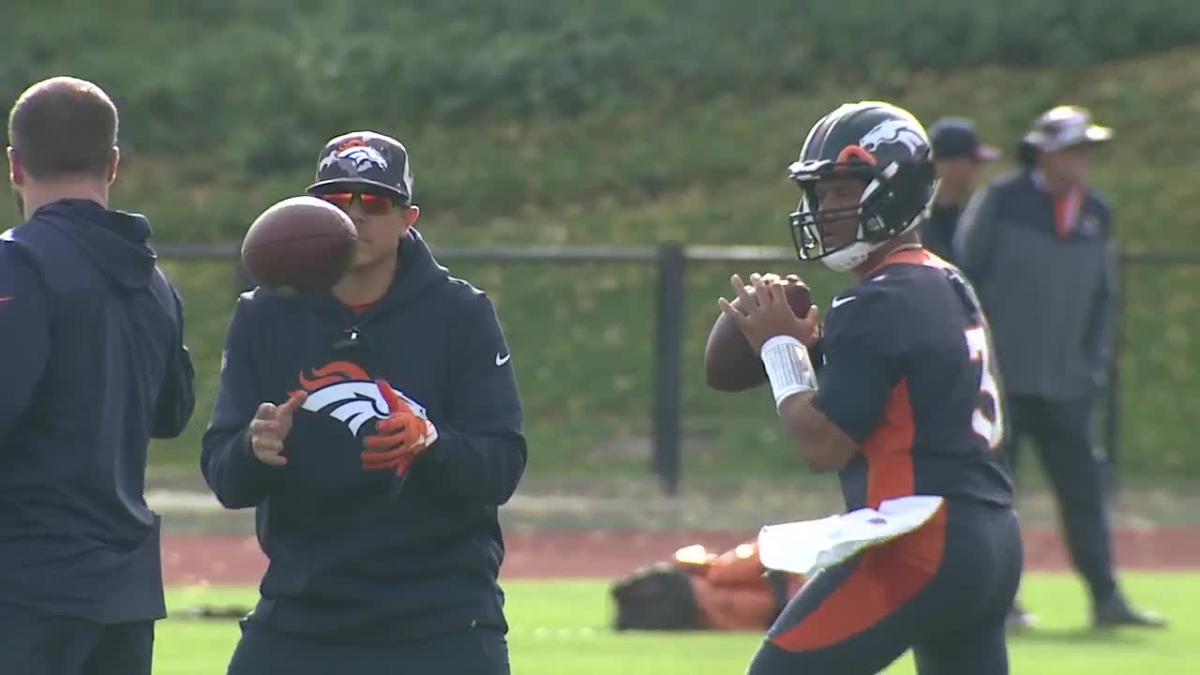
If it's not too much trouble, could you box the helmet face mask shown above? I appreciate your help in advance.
[788,169,896,266]
[786,102,937,270]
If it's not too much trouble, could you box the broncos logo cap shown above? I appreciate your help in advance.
[306,130,414,204]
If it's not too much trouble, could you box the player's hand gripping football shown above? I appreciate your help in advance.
[249,391,308,466]
[718,273,820,353]
[362,379,439,475]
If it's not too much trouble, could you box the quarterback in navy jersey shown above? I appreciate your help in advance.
[720,101,1021,675]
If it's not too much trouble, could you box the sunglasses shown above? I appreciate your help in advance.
[316,191,400,215]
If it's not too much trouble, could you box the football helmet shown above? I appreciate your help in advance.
[787,101,936,271]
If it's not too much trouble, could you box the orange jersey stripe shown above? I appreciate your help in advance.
[770,503,947,652]
[864,378,917,508]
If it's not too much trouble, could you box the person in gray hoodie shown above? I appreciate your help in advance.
[954,106,1162,631]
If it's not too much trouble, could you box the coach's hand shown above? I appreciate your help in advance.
[362,379,438,475]
[249,391,307,466]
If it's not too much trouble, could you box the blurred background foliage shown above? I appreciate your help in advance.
[3,0,1197,477]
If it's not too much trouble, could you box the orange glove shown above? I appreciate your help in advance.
[362,379,438,475]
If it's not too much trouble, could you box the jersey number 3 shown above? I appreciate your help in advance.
[965,326,1005,449]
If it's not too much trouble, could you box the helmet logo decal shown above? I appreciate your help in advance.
[859,120,925,156]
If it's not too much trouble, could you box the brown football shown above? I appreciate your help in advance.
[704,276,814,392]
[241,196,358,294]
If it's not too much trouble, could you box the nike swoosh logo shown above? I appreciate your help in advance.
[495,353,511,367]
[830,296,857,309]
[0,296,13,303]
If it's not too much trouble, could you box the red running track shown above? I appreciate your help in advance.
[163,526,1200,586]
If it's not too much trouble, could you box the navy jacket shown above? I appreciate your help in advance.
[920,202,962,264]
[0,199,195,623]
[201,228,526,640]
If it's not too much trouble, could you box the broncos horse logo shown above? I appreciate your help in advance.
[297,362,427,436]
[858,119,926,156]
[317,138,390,177]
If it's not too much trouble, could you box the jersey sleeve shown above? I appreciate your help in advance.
[811,288,905,443]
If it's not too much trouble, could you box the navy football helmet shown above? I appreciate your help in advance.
[787,101,936,271]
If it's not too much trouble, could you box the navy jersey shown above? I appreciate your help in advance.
[813,248,1012,510]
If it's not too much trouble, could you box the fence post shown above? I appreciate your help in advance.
[1103,254,1125,500]
[652,243,686,495]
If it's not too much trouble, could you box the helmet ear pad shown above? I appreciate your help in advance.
[862,159,937,241]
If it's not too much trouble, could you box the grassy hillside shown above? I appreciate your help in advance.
[123,46,1200,479]
[8,2,1200,138]
[3,3,1197,478]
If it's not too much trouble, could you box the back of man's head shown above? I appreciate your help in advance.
[7,77,118,182]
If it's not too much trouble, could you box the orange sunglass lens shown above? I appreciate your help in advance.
[318,193,354,209]
[358,193,392,214]
[318,192,392,214]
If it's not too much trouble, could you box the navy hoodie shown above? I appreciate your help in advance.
[0,199,195,623]
[201,228,526,640]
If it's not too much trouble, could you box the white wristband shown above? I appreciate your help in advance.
[760,336,818,410]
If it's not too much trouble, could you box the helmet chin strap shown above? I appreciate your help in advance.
[820,209,886,272]
[821,219,924,272]
[822,241,881,272]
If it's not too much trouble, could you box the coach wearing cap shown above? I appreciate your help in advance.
[921,117,1000,262]
[204,130,526,674]
[955,106,1163,631]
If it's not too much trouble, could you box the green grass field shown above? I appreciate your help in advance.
[159,573,1196,674]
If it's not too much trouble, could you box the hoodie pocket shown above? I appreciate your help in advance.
[277,413,374,504]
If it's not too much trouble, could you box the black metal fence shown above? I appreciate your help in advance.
[156,242,1200,495]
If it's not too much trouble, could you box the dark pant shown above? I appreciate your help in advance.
[0,605,153,675]
[227,621,510,675]
[748,499,1022,675]
[1006,393,1117,605]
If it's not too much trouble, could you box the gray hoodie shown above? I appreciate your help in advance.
[954,170,1115,401]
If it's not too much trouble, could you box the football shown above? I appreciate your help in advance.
[240,196,358,294]
[704,275,814,392]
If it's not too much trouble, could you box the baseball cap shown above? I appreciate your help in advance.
[929,118,1001,162]
[306,131,414,204]
[1022,106,1113,153]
